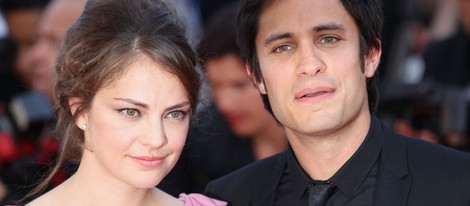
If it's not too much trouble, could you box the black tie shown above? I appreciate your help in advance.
[307,180,336,206]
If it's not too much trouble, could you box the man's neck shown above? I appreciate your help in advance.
[251,123,287,160]
[287,112,371,180]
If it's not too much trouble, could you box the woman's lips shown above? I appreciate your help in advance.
[129,155,165,168]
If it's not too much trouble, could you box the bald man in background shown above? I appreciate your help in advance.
[28,0,86,100]
[0,0,86,204]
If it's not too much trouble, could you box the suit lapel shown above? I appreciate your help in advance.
[248,151,288,206]
[251,192,276,206]
[374,126,413,206]
[375,166,413,206]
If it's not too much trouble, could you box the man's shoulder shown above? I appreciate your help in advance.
[405,135,470,167]
[205,150,288,202]
[385,128,470,172]
[390,133,470,203]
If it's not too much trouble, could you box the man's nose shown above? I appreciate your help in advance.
[296,44,326,77]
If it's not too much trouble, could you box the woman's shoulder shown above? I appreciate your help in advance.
[178,193,227,206]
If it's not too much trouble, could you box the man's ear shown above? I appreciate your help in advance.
[246,63,267,94]
[69,97,88,129]
[364,40,382,78]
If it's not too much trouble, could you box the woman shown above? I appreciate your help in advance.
[25,0,225,205]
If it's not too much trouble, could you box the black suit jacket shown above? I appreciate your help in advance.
[205,121,470,206]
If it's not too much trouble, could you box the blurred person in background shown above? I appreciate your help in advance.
[0,0,51,151]
[0,1,50,155]
[0,0,50,89]
[198,3,287,161]
[0,0,86,204]
[377,0,468,149]
[378,0,441,145]
[422,0,470,152]
[28,0,85,101]
[0,0,49,203]
[159,3,287,196]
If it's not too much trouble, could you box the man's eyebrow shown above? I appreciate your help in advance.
[264,32,293,46]
[312,23,346,32]
[263,23,345,46]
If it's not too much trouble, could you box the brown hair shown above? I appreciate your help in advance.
[26,0,199,200]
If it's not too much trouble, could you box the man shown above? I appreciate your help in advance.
[28,0,85,100]
[0,0,85,204]
[205,0,470,205]
[197,3,286,161]
[0,0,49,88]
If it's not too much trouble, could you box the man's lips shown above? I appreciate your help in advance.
[225,114,244,125]
[295,87,335,100]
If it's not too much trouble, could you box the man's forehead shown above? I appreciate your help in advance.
[256,0,350,33]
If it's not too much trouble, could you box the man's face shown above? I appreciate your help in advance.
[205,53,275,137]
[254,0,380,139]
[5,9,41,85]
[28,0,84,99]
[458,0,470,34]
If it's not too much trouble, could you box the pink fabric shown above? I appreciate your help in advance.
[179,193,227,206]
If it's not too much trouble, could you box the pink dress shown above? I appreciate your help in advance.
[179,193,227,206]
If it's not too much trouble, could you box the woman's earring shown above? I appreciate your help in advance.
[81,123,87,130]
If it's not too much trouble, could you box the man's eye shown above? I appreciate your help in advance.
[273,45,293,53]
[233,81,252,90]
[319,36,339,44]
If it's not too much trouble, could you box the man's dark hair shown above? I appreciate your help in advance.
[197,2,241,66]
[237,0,384,114]
[0,0,50,12]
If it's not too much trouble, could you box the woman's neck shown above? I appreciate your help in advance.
[29,152,183,206]
[61,161,156,205]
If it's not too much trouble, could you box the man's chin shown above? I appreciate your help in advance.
[32,86,53,100]
[232,126,256,138]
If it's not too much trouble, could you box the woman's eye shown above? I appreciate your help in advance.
[319,36,339,44]
[273,45,293,53]
[119,108,140,118]
[166,110,187,120]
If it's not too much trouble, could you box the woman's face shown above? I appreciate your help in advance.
[76,55,191,188]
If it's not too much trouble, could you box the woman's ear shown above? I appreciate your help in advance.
[69,97,88,130]
[246,63,267,94]
[364,40,382,78]
[69,97,81,115]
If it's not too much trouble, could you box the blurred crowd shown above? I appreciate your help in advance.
[0,0,468,203]
[378,0,470,152]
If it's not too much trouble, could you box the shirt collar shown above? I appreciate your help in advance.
[330,115,383,195]
[287,145,311,200]
[287,115,384,199]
